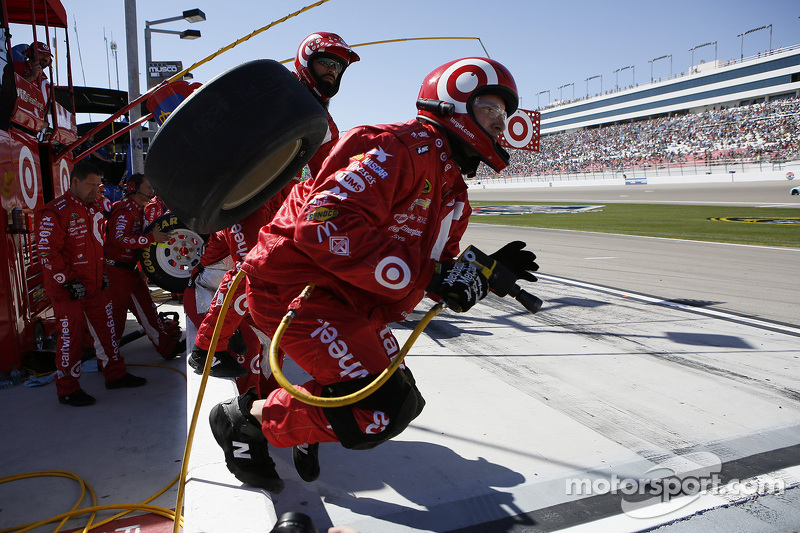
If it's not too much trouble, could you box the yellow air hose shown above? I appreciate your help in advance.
[212,270,444,408]
[268,282,444,407]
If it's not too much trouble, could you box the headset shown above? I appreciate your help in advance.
[122,173,155,199]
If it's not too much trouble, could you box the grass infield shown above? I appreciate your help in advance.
[469,203,800,248]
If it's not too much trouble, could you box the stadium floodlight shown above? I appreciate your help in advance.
[648,54,672,82]
[145,8,206,89]
[737,24,772,60]
[584,74,602,97]
[558,82,574,102]
[535,89,550,108]
[689,41,717,72]
[613,65,634,91]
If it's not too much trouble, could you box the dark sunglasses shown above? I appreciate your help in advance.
[316,57,345,74]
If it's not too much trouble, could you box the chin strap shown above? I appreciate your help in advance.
[444,130,481,178]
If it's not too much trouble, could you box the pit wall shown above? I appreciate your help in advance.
[468,162,800,189]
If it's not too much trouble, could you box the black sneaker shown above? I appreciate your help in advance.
[292,443,320,482]
[209,387,284,493]
[188,346,206,371]
[58,388,96,407]
[189,347,247,378]
[105,373,147,389]
[228,327,248,356]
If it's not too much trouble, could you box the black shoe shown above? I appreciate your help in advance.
[292,443,320,482]
[58,389,96,406]
[188,346,206,371]
[228,327,248,356]
[105,373,147,389]
[189,347,247,378]
[209,387,284,493]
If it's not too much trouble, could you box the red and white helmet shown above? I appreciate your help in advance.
[25,41,52,60]
[295,32,360,101]
[416,57,518,173]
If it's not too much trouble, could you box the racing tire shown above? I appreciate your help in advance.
[144,59,329,234]
[140,213,205,294]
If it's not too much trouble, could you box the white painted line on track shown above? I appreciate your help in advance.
[538,273,800,336]
[584,256,617,260]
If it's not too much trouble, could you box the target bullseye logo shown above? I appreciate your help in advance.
[375,256,411,290]
[437,59,498,113]
[19,145,38,209]
[234,293,248,315]
[58,159,70,196]
[299,33,323,66]
[501,109,541,150]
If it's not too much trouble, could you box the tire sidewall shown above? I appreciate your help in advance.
[140,213,204,293]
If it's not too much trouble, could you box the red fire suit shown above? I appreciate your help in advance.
[104,197,177,358]
[184,228,270,395]
[144,196,168,227]
[242,119,469,449]
[35,191,128,396]
[193,205,269,354]
[193,110,340,356]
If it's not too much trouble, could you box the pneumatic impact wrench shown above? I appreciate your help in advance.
[459,245,543,314]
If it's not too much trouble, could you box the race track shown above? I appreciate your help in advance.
[269,181,800,532]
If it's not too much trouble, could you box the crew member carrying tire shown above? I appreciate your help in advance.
[189,32,361,386]
[208,57,539,493]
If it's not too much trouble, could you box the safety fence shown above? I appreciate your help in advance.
[471,156,800,186]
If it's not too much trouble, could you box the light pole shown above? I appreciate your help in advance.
[584,74,601,97]
[144,8,206,89]
[613,65,633,91]
[124,0,143,173]
[689,41,717,73]
[535,89,550,108]
[558,82,574,102]
[648,54,672,82]
[737,24,772,60]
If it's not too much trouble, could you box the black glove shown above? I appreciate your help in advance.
[490,241,539,282]
[63,279,86,300]
[187,264,204,289]
[101,272,109,290]
[426,261,488,313]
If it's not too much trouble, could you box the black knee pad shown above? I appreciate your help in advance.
[321,367,425,450]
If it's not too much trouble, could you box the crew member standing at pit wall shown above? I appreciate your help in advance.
[208,57,539,493]
[188,32,360,385]
[35,161,147,407]
[13,41,51,97]
[103,173,185,360]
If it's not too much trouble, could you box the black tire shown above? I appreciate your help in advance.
[792,189,799,195]
[33,321,46,350]
[140,213,205,294]
[144,59,329,234]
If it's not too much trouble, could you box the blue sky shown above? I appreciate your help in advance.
[22,0,800,131]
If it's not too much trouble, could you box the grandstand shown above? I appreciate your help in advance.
[484,44,800,180]
[540,44,800,134]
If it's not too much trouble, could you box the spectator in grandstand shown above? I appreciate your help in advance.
[482,96,799,179]
[35,161,147,407]
[206,56,538,494]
